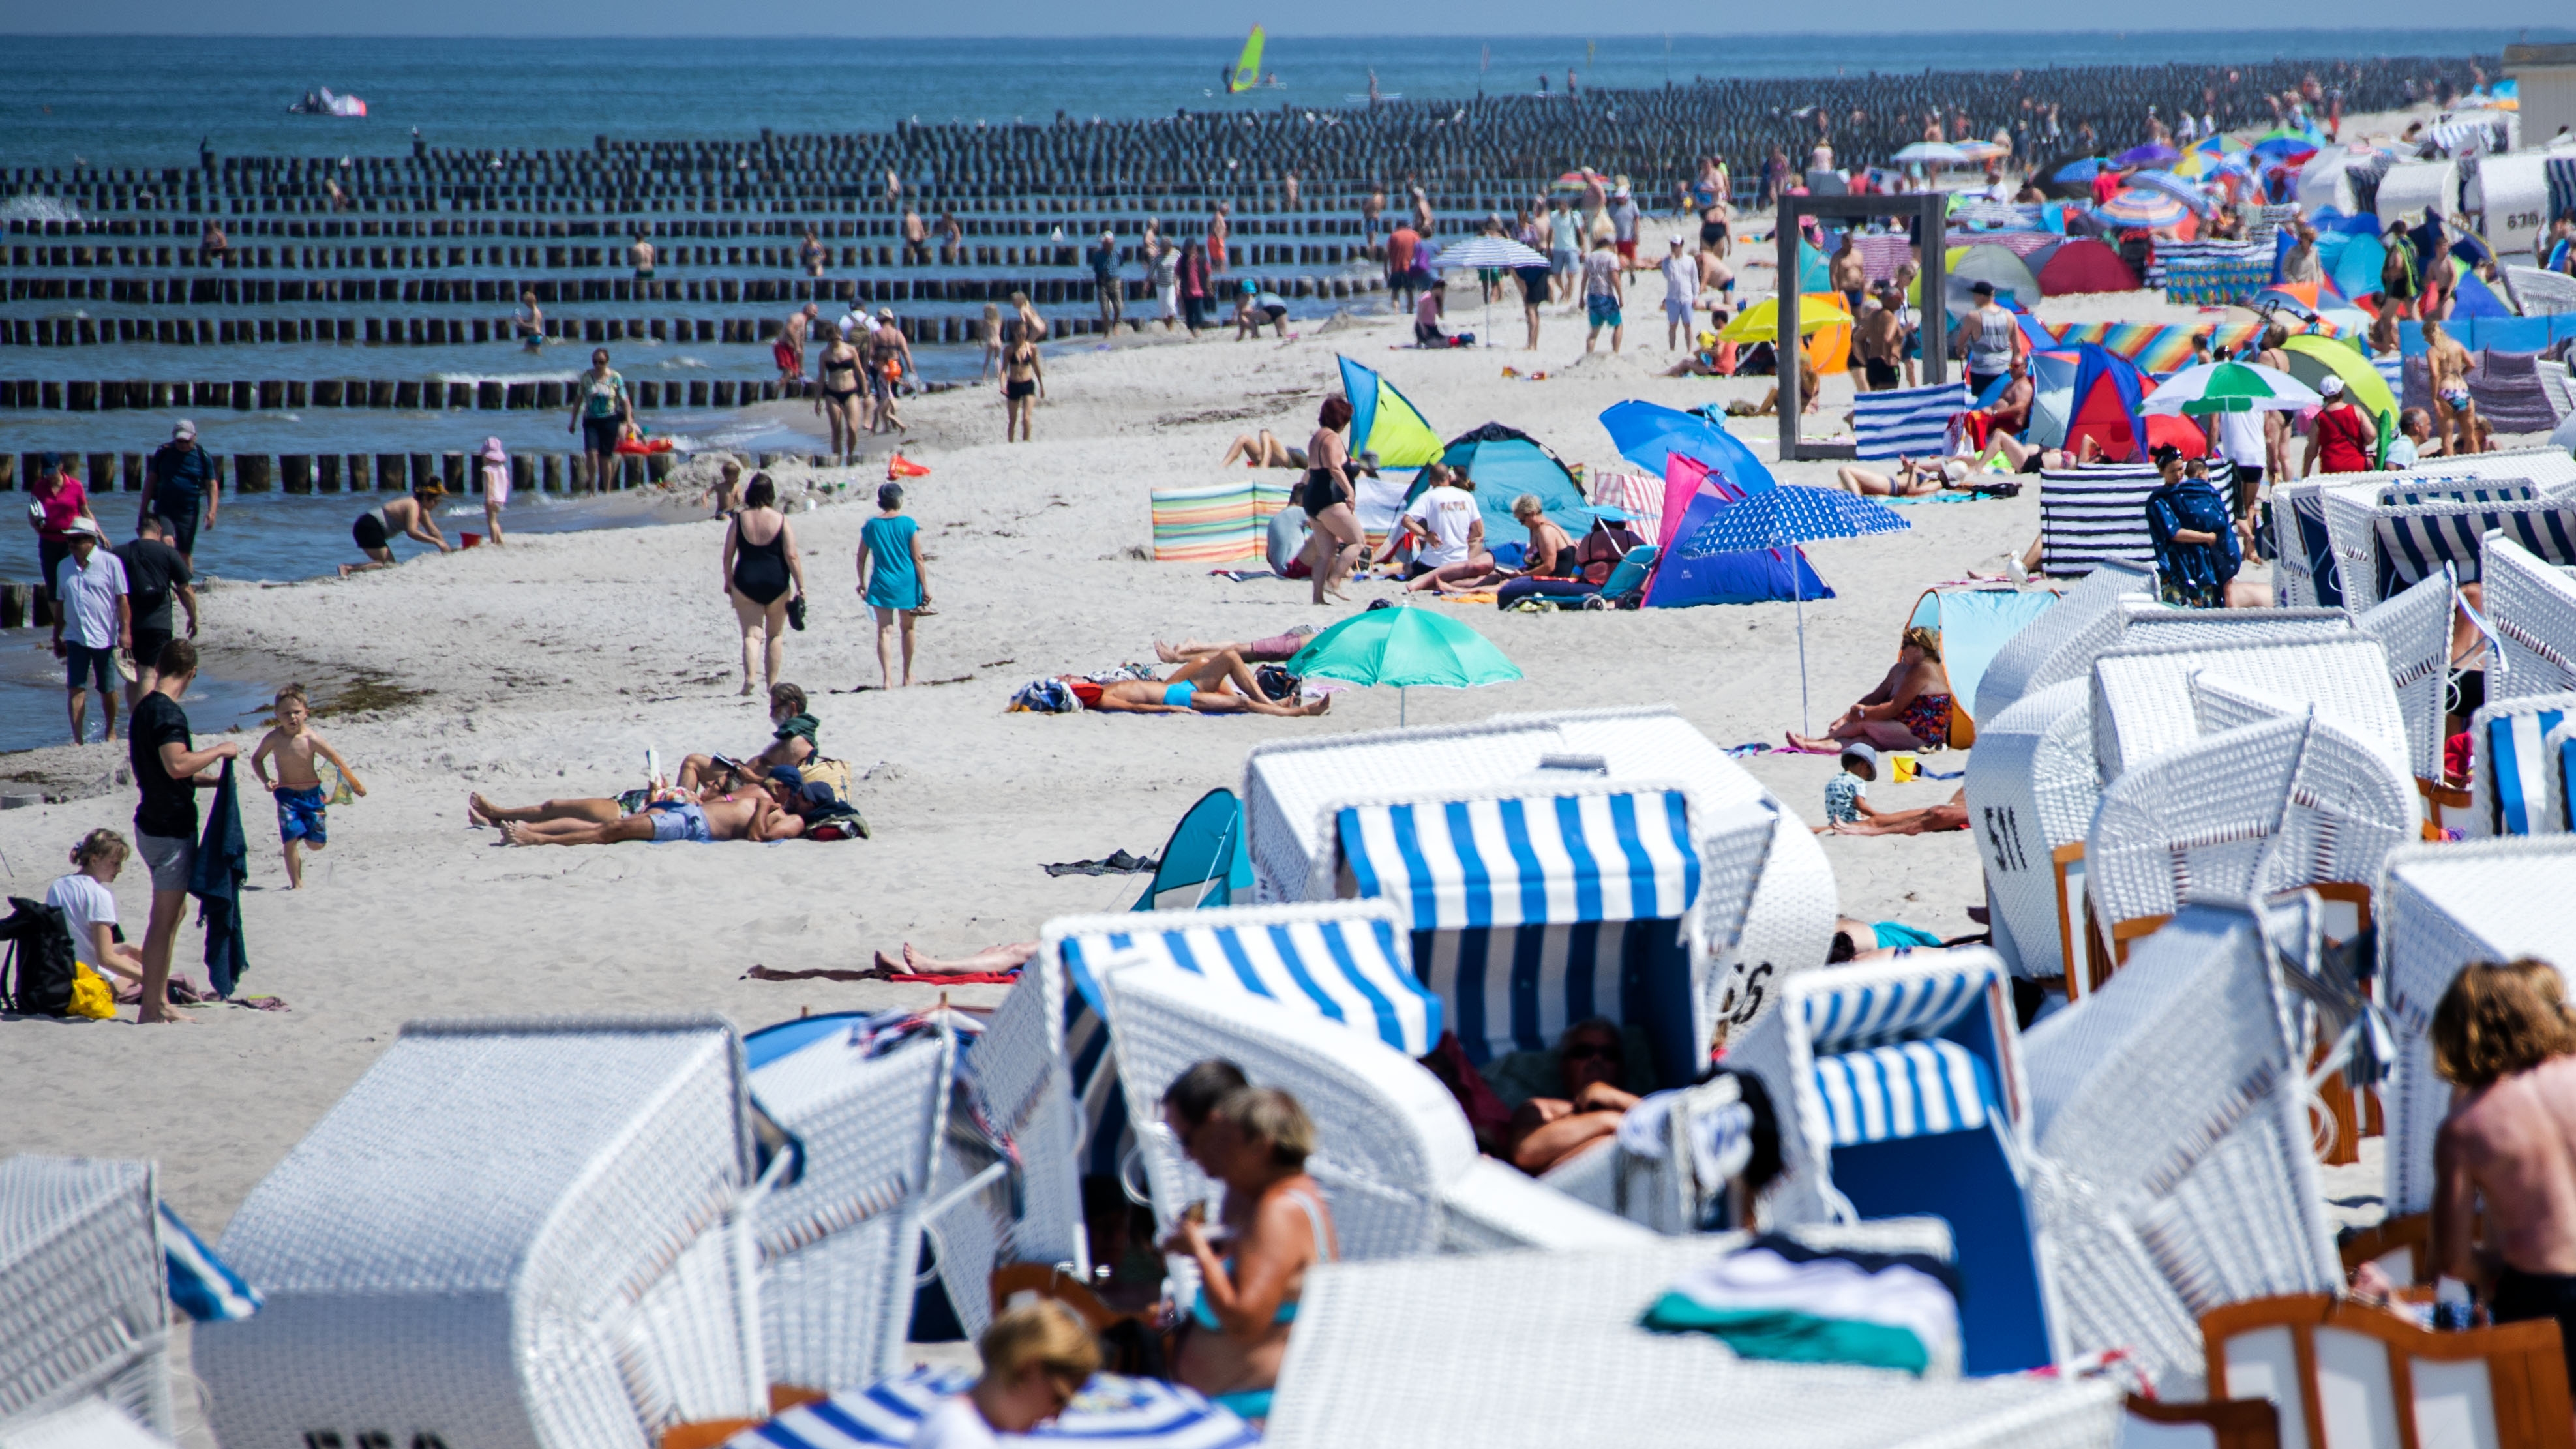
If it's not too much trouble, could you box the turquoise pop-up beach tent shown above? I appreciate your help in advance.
[1905,588,2059,747]
[1408,422,1596,535]
[1336,355,1444,468]
[1132,788,1254,910]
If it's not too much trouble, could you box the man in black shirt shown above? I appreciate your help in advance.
[143,419,218,564]
[114,515,196,696]
[129,638,239,1023]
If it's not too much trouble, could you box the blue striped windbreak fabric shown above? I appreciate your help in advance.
[1335,791,1701,931]
[1854,383,1969,462]
[1801,970,1988,1055]
[1813,1041,1997,1147]
[2490,707,2569,835]
[729,1367,1259,1449]
[1057,914,1441,1057]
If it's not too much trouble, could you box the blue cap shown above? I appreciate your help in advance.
[1590,505,1633,522]
[767,766,805,788]
[39,452,60,468]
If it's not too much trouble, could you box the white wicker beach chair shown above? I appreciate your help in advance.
[1726,951,2058,1375]
[1964,680,2101,982]
[913,958,1088,1343]
[0,1398,174,1449]
[1971,565,2154,725]
[0,1158,171,1440]
[1261,1226,2127,1449]
[745,1016,955,1389]
[2507,265,2576,316]
[2321,488,2576,612]
[2274,453,2576,608]
[1092,951,1652,1259]
[2463,692,2576,839]
[2378,837,2576,1217]
[196,1017,766,1449]
[1239,706,1832,1044]
[2086,709,2416,964]
[2089,636,2411,787]
[2021,903,2344,1399]
[2484,533,2576,703]
[2355,572,2457,784]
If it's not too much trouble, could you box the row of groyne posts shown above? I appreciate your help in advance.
[0,446,794,498]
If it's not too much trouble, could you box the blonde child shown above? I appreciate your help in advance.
[478,436,509,546]
[911,1300,1101,1449]
[980,303,1004,380]
[248,685,367,888]
[45,828,148,1004]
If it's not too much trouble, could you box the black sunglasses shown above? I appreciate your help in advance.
[1562,1041,1622,1063]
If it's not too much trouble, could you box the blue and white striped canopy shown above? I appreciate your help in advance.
[1814,1041,1997,1147]
[1335,791,1701,931]
[2377,504,2576,588]
[1057,913,1441,1057]
[2490,706,2569,835]
[1678,485,1911,560]
[726,1368,1259,1448]
[1803,970,1988,1055]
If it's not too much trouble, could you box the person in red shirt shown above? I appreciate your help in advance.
[2303,374,2378,475]
[2090,165,2124,208]
[25,452,89,628]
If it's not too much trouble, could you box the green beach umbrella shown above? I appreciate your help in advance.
[1287,603,1523,725]
[2139,361,2322,418]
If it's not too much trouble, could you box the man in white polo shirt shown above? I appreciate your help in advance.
[49,517,129,746]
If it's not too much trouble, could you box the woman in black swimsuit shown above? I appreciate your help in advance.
[816,335,867,461]
[1301,396,1363,605]
[720,474,807,697]
[339,486,450,578]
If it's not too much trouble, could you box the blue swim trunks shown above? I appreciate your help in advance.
[1586,295,1623,328]
[276,785,328,845]
[646,800,711,843]
[1163,680,1197,708]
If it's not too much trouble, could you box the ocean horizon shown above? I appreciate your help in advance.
[2,31,2564,170]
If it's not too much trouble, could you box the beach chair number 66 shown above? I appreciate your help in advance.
[1724,962,1774,1028]
[1982,805,2030,874]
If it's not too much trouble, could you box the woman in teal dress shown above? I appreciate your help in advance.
[854,482,929,689]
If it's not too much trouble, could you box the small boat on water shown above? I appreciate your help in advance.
[288,88,367,118]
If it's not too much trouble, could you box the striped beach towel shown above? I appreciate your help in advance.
[1587,469,1665,540]
[1641,1236,1962,1376]
[1853,383,1968,462]
[1148,479,1295,563]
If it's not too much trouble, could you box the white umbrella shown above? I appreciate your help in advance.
[1424,236,1548,344]
[1893,141,1971,166]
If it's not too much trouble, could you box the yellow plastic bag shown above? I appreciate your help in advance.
[1890,753,1919,784]
[67,964,115,1020]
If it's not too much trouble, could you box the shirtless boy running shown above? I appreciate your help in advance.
[248,685,366,889]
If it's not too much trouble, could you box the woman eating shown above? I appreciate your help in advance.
[1162,1083,1337,1426]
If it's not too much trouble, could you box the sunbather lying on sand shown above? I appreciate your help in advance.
[869,941,1040,976]
[479,777,806,844]
[1155,626,1315,664]
[1073,650,1328,717]
[1827,786,1968,835]
[1219,430,1308,470]
[1829,458,1965,498]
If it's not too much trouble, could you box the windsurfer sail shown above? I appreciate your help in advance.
[1226,27,1265,94]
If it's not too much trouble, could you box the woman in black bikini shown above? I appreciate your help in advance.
[815,335,865,462]
[1302,396,1363,605]
[338,486,450,578]
[1001,336,1043,443]
[720,474,807,697]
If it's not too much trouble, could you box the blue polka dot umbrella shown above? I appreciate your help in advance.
[1676,485,1911,733]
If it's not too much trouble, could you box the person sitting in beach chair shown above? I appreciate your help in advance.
[673,682,817,790]
[1065,650,1328,717]
[1160,1082,1337,1426]
[1786,625,1955,754]
[1505,1019,1643,1176]
[1957,354,2033,453]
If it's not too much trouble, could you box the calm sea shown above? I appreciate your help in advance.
[0,32,2563,172]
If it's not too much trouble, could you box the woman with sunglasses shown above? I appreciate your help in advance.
[1507,1018,1641,1174]
[910,1301,1101,1449]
